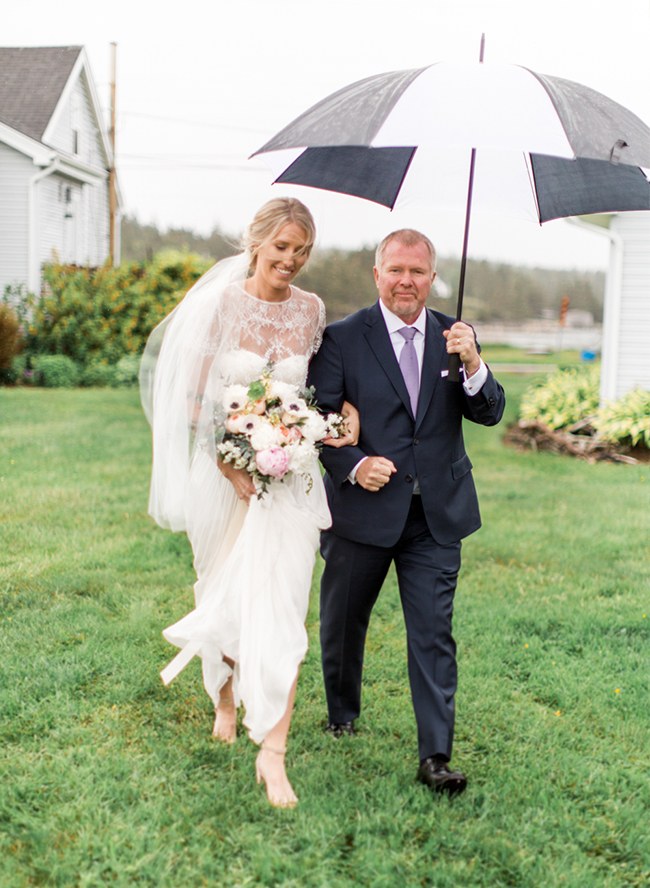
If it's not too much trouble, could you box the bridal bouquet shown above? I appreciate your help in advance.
[215,365,346,497]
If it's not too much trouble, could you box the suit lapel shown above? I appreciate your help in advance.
[364,303,414,417]
[415,309,445,432]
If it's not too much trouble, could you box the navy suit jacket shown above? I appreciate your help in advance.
[307,302,506,547]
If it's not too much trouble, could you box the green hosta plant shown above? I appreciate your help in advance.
[595,387,650,447]
[519,365,600,429]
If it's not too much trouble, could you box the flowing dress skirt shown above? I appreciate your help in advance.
[160,451,331,743]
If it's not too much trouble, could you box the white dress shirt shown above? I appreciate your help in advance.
[349,301,488,484]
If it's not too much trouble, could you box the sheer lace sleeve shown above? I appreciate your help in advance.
[310,293,327,358]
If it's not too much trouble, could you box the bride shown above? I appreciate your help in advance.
[140,198,357,808]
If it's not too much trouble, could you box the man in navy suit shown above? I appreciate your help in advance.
[307,229,505,795]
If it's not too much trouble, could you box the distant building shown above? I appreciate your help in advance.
[0,46,121,294]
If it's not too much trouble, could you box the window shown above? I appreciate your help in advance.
[72,93,82,156]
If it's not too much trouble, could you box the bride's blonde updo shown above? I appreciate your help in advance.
[243,198,316,270]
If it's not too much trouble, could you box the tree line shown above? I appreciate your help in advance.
[121,215,605,324]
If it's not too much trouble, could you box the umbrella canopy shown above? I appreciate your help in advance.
[253,62,650,222]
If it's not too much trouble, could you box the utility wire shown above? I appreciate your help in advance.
[109,109,270,135]
[118,160,267,172]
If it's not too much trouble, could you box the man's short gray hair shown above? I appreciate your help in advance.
[375,229,437,272]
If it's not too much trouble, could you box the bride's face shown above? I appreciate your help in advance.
[253,222,310,292]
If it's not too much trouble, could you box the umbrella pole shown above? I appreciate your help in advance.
[448,33,485,383]
[448,148,477,381]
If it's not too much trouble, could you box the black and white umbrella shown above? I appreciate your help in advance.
[253,56,650,375]
[254,60,650,222]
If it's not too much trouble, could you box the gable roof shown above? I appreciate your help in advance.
[0,46,82,141]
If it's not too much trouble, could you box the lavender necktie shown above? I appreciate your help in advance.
[398,326,419,416]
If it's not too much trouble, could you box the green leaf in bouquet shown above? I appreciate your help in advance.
[301,384,318,405]
[248,380,266,401]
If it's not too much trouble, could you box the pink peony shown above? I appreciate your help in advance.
[255,445,290,479]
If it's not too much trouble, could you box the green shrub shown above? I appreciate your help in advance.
[80,360,118,387]
[7,354,29,385]
[23,251,211,367]
[519,365,600,429]
[595,388,650,447]
[32,355,81,388]
[114,354,141,387]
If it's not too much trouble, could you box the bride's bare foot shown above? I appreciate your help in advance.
[212,696,237,744]
[255,744,298,809]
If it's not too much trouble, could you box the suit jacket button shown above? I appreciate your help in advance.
[405,474,413,483]
[489,396,495,407]
[413,438,419,445]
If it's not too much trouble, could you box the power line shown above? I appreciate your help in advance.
[118,159,267,172]
[113,109,270,135]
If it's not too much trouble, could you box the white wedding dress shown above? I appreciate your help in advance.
[144,273,331,744]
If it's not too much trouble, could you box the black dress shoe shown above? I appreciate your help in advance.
[325,721,355,738]
[417,756,467,796]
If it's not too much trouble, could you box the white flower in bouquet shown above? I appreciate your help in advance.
[222,384,250,414]
[281,396,310,419]
[225,414,245,433]
[268,380,296,403]
[225,413,260,434]
[250,422,278,451]
[240,414,263,436]
[300,411,329,443]
[325,413,345,438]
[287,440,318,474]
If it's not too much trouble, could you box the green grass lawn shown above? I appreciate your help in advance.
[1,381,648,888]
[480,344,585,366]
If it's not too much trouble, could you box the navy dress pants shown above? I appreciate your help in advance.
[319,495,462,761]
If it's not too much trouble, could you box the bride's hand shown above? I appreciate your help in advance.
[218,459,256,501]
[324,400,360,448]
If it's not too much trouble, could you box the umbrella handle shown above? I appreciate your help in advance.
[448,353,462,382]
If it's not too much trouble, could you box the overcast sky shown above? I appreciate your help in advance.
[6,0,650,269]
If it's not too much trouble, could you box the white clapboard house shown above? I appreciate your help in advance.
[571,213,650,403]
[0,46,120,294]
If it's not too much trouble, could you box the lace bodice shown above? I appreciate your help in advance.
[217,351,309,387]
[202,282,326,365]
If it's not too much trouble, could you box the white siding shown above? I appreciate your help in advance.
[38,174,73,267]
[85,178,110,265]
[48,74,106,169]
[0,141,32,291]
[43,69,111,267]
[609,213,650,399]
[36,174,110,269]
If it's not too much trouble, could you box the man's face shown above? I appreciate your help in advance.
[374,239,436,325]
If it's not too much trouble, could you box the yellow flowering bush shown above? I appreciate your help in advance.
[22,250,211,368]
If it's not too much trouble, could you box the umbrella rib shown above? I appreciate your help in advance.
[388,147,418,210]
[524,153,543,225]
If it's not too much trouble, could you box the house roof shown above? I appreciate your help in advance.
[0,46,82,141]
